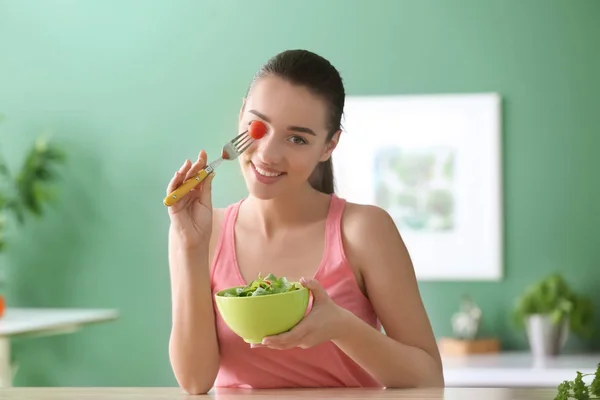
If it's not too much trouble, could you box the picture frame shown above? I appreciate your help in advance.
[333,93,503,281]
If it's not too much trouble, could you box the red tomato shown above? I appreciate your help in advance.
[248,120,267,139]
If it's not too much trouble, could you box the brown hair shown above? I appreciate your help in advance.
[247,49,345,194]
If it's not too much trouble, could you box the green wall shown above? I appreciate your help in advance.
[1,0,598,387]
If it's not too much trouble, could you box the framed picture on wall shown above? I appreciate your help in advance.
[332,93,503,281]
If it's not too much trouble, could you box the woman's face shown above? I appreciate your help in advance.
[238,75,339,200]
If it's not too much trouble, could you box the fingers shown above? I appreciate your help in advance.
[165,150,208,194]
[260,334,307,350]
[166,159,192,195]
[184,150,208,182]
[261,324,309,350]
[167,192,194,215]
[166,151,212,210]
[301,278,330,303]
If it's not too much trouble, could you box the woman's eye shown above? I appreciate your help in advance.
[290,136,307,145]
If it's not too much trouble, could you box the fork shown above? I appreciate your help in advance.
[163,130,253,207]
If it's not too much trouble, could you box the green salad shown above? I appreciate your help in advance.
[220,273,302,297]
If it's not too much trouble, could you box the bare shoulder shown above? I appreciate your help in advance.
[341,202,407,273]
[340,201,407,295]
[342,202,398,240]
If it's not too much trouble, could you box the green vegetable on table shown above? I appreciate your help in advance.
[555,363,600,400]
[220,273,303,297]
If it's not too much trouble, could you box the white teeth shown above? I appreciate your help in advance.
[254,165,282,177]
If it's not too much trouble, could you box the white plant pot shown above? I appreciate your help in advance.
[525,313,569,358]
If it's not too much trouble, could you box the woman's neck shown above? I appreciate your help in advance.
[241,185,332,238]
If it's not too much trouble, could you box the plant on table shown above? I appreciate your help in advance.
[0,114,66,316]
[555,363,600,400]
[512,273,594,339]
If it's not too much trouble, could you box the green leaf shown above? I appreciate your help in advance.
[0,161,9,178]
[217,273,302,297]
[555,380,572,400]
[0,126,66,251]
[251,287,268,296]
[573,371,590,400]
[13,136,66,219]
[590,363,600,396]
[555,364,600,400]
[512,273,594,339]
[0,212,6,252]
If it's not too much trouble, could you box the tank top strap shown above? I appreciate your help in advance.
[223,198,244,236]
[326,194,347,241]
[316,194,348,278]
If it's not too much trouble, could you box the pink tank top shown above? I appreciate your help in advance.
[209,194,383,389]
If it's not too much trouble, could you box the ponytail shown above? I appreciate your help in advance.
[309,158,335,194]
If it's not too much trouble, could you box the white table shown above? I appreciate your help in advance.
[0,307,119,387]
[442,351,600,387]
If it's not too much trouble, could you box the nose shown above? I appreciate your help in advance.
[254,132,283,166]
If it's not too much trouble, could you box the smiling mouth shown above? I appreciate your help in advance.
[251,162,285,177]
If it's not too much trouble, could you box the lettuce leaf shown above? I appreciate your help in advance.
[220,273,302,297]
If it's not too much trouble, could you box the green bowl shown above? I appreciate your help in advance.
[214,285,310,344]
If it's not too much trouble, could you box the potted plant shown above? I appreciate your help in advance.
[512,273,594,358]
[0,115,66,317]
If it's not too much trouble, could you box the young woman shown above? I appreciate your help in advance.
[166,49,444,394]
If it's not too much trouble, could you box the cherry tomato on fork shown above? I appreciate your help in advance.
[248,120,267,140]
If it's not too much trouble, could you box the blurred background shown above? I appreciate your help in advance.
[0,0,598,388]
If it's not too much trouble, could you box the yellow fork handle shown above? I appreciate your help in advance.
[163,168,211,207]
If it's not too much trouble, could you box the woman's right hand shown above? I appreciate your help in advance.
[166,150,215,249]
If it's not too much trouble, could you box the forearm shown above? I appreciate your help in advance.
[168,236,219,394]
[332,309,444,388]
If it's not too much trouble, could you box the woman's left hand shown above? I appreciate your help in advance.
[253,278,349,350]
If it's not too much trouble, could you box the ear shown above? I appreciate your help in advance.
[319,130,342,162]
